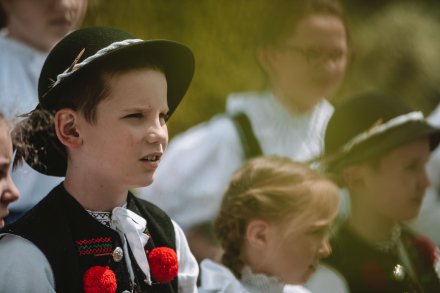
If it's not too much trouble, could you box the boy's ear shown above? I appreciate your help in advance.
[54,109,82,148]
[341,165,365,190]
[246,219,270,250]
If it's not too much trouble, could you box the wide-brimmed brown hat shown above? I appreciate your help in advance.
[322,91,440,173]
[21,26,195,176]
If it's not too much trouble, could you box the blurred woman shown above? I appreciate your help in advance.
[0,0,88,225]
[137,0,349,262]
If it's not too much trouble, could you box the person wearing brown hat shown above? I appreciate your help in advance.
[308,92,440,293]
[0,26,198,292]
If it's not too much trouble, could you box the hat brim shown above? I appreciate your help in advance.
[27,39,194,177]
[324,120,440,172]
[42,39,195,118]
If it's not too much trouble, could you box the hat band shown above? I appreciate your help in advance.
[341,111,424,153]
[320,111,424,171]
[53,38,143,87]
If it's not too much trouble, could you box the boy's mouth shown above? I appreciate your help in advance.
[141,153,162,162]
[144,155,160,162]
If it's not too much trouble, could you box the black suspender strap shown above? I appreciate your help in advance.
[229,112,263,160]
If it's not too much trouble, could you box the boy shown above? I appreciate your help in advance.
[0,26,198,293]
[310,92,440,292]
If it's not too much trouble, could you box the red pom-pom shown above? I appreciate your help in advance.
[83,266,117,293]
[148,247,178,283]
[413,236,437,266]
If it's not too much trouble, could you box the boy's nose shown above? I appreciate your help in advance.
[418,169,430,191]
[146,125,168,145]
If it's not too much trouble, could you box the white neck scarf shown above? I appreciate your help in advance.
[111,207,151,285]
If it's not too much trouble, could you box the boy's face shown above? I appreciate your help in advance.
[2,0,87,52]
[355,137,431,222]
[77,69,169,189]
[0,122,20,228]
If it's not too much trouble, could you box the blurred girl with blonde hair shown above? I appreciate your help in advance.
[199,156,340,292]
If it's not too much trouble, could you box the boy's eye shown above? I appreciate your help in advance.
[0,166,8,180]
[311,226,331,238]
[160,113,170,121]
[405,161,422,172]
[312,228,325,236]
[125,113,144,119]
[406,164,416,171]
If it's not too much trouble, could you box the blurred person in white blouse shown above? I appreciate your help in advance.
[0,0,88,224]
[136,0,350,262]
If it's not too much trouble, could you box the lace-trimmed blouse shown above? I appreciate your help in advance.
[199,259,311,293]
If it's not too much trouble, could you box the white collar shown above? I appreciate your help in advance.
[240,266,285,293]
[86,205,152,285]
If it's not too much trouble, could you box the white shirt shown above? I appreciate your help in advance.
[136,91,334,230]
[0,34,63,213]
[305,264,349,293]
[0,218,198,293]
[0,34,45,121]
[199,259,311,293]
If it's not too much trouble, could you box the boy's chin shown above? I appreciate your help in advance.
[136,177,155,188]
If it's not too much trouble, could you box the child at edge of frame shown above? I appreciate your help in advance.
[0,26,198,293]
[198,155,342,293]
[0,113,20,228]
[307,91,440,293]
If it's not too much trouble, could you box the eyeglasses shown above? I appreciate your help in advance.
[281,45,348,67]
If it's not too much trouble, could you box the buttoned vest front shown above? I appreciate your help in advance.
[4,183,178,293]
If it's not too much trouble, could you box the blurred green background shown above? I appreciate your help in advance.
[84,0,440,137]
[84,0,267,137]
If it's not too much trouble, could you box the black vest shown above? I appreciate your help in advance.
[4,183,178,293]
[324,224,440,293]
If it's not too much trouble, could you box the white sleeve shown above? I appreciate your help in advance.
[136,115,244,230]
[199,259,248,293]
[0,234,55,293]
[173,220,199,293]
[305,264,349,293]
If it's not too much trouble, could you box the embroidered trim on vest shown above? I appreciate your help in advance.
[76,237,113,256]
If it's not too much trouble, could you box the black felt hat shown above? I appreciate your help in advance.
[322,91,440,172]
[22,26,195,176]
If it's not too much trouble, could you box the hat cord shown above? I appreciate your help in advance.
[52,38,143,88]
